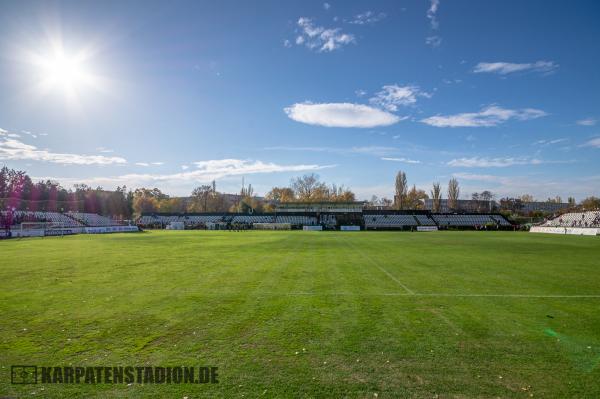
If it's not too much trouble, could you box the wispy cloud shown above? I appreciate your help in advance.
[533,138,568,146]
[21,130,40,139]
[473,61,558,75]
[425,36,442,47]
[0,130,126,165]
[323,2,330,10]
[381,157,421,164]
[421,105,547,127]
[347,11,386,25]
[96,147,114,153]
[427,0,440,29]
[447,156,543,168]
[294,17,355,52]
[577,117,597,126]
[265,145,399,157]
[284,102,401,128]
[369,84,430,112]
[425,0,441,47]
[35,159,334,189]
[452,172,509,183]
[584,137,600,148]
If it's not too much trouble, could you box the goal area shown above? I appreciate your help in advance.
[19,222,72,237]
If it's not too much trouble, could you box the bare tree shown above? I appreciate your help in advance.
[520,194,534,202]
[431,182,442,212]
[190,185,213,212]
[447,178,460,211]
[394,171,408,210]
[291,174,326,202]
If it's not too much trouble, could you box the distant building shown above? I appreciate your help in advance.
[422,199,495,213]
[518,201,571,214]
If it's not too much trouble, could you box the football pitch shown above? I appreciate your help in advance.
[1,231,599,398]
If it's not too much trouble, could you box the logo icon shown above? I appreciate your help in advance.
[11,366,37,384]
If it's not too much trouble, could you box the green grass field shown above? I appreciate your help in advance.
[1,231,600,398]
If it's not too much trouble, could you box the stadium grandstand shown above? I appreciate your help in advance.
[0,210,137,238]
[530,211,600,235]
[138,202,514,231]
[422,198,571,214]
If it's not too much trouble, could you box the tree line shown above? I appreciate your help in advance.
[385,169,600,213]
[2,166,598,217]
[0,167,357,218]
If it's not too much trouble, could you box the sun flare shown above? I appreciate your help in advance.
[24,39,103,102]
[37,48,94,95]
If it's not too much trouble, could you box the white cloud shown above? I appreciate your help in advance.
[284,102,401,128]
[534,138,567,146]
[347,11,386,25]
[473,61,558,75]
[135,162,163,167]
[21,130,38,139]
[577,118,597,126]
[369,84,430,112]
[447,157,543,168]
[452,172,509,183]
[283,39,292,48]
[265,145,399,157]
[421,105,547,127]
[425,0,441,47]
[381,157,421,164]
[427,0,440,30]
[323,2,330,10]
[187,159,331,179]
[584,137,600,148]
[36,159,334,189]
[96,147,114,153]
[426,35,442,47]
[0,136,126,165]
[295,17,355,52]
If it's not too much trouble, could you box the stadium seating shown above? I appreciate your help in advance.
[138,215,225,226]
[431,214,510,227]
[231,215,275,224]
[67,212,122,227]
[364,214,418,228]
[0,210,130,228]
[540,211,600,228]
[275,215,318,225]
[414,214,437,226]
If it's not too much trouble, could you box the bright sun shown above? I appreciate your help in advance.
[39,50,92,93]
[26,40,102,101]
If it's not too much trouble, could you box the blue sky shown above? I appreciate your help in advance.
[0,0,599,200]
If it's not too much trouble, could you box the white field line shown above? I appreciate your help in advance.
[337,235,415,295]
[261,292,600,298]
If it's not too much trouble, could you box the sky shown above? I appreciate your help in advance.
[0,0,599,201]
